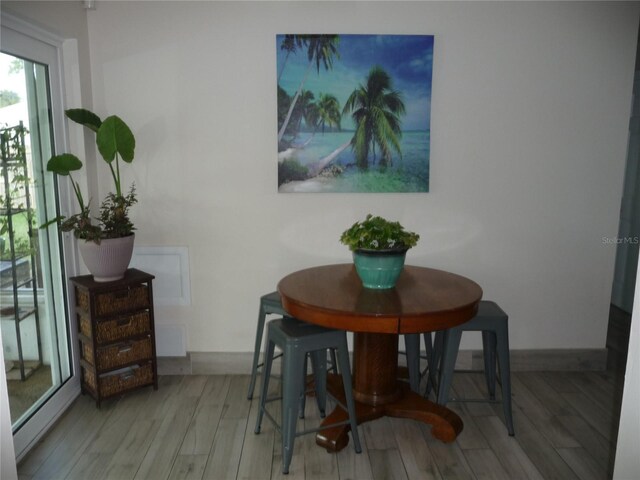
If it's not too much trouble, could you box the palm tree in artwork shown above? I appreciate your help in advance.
[315,93,341,134]
[342,66,405,169]
[277,35,340,145]
[278,34,304,83]
[293,90,319,138]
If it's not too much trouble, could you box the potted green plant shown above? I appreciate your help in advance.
[44,108,137,282]
[340,214,420,289]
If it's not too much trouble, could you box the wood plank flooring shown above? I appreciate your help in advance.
[17,367,625,480]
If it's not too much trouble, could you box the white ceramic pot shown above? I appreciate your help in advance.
[78,234,135,282]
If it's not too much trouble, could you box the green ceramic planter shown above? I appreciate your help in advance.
[353,249,407,289]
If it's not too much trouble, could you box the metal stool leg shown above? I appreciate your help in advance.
[299,350,327,418]
[282,344,306,474]
[427,331,445,396]
[482,331,497,400]
[422,331,438,397]
[495,324,515,435]
[437,327,463,405]
[336,335,362,453]
[329,348,338,374]
[248,301,268,399]
[405,334,421,392]
[298,351,329,418]
[310,350,328,417]
[255,337,276,433]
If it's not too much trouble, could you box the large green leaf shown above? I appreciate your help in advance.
[46,154,83,176]
[96,115,135,163]
[65,109,102,132]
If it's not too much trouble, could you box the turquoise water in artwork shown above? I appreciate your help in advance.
[280,130,430,193]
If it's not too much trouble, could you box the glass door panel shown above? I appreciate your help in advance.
[0,51,72,431]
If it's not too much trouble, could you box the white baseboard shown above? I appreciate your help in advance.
[157,348,609,376]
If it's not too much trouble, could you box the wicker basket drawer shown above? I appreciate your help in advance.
[83,363,154,397]
[80,311,151,344]
[83,336,153,370]
[76,285,150,316]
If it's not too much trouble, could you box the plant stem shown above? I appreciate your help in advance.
[69,175,86,213]
[108,161,120,197]
[115,154,121,196]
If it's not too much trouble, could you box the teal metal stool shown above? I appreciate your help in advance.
[254,317,362,474]
[405,301,515,435]
[247,292,337,400]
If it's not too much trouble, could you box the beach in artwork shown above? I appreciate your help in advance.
[277,34,433,193]
[278,130,429,192]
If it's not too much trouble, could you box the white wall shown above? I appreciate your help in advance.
[80,0,639,353]
[3,0,638,353]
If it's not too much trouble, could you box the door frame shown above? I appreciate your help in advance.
[1,12,85,461]
[612,68,640,314]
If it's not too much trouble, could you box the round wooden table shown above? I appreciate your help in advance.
[278,263,483,452]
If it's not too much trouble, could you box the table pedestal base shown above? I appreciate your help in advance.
[317,374,463,452]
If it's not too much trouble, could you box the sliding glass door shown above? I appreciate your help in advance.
[1,17,80,460]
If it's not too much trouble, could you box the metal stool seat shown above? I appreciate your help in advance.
[406,300,515,435]
[254,317,362,474]
[247,291,337,400]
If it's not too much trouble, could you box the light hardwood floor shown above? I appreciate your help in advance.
[17,365,625,480]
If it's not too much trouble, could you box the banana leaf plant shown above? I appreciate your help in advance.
[65,108,135,197]
[42,109,137,243]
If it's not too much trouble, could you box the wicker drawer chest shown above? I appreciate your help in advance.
[70,268,158,407]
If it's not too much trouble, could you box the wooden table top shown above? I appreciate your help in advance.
[278,263,483,334]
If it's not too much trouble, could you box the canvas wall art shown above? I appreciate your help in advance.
[277,34,434,193]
